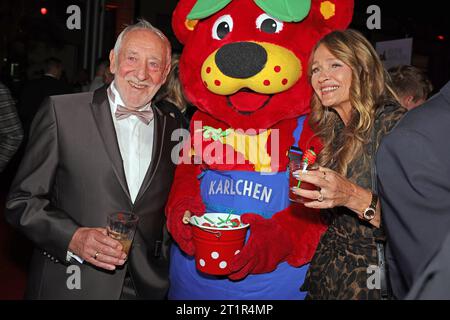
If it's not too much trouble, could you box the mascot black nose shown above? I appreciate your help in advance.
[215,42,267,79]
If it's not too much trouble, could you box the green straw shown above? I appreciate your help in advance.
[204,216,215,225]
[194,217,200,225]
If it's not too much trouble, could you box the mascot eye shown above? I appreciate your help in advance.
[256,13,284,34]
[212,15,234,40]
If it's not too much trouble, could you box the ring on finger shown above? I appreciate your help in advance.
[318,191,324,202]
[94,251,99,260]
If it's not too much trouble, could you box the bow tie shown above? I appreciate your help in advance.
[115,104,154,125]
[108,86,154,125]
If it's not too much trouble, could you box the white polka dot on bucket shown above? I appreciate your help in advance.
[234,250,240,255]
[219,261,227,269]
[211,252,219,259]
[199,259,206,267]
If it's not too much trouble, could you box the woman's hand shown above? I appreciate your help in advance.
[293,166,357,208]
[292,167,380,228]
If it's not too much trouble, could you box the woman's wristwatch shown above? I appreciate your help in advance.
[363,193,378,221]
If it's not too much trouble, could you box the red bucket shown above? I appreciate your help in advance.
[190,213,249,275]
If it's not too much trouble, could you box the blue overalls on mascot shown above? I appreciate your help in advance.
[166,0,354,299]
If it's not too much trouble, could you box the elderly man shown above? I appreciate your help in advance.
[6,20,180,299]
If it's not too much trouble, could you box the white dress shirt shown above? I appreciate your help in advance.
[108,81,154,203]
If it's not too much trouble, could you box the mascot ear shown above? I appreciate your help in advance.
[172,0,199,45]
[310,0,354,31]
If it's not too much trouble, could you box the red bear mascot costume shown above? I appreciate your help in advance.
[166,0,354,299]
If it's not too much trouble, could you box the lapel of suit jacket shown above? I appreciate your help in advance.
[134,105,167,205]
[90,88,132,202]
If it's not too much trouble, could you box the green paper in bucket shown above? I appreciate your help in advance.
[203,215,216,225]
[190,213,248,230]
[189,213,249,275]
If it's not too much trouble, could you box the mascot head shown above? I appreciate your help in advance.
[173,0,354,129]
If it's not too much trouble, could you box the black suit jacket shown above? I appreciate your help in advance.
[376,81,450,299]
[6,87,181,299]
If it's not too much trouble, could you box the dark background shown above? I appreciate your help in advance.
[0,0,449,299]
[0,0,449,95]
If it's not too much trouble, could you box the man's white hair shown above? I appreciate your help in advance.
[113,19,171,62]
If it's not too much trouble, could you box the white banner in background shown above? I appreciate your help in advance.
[376,38,413,69]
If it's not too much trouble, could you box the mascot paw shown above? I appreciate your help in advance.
[167,209,197,256]
[228,213,293,280]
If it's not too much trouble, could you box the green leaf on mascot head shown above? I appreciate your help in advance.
[254,0,312,22]
[187,0,232,20]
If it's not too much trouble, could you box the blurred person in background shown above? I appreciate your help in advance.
[89,59,110,91]
[155,53,193,128]
[17,57,72,137]
[388,65,433,110]
[0,81,23,173]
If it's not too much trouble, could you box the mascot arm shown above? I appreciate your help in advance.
[166,111,234,255]
[229,119,326,280]
[273,205,327,266]
[228,206,326,280]
[166,161,205,256]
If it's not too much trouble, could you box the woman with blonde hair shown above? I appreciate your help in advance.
[294,29,406,299]
[155,53,192,127]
